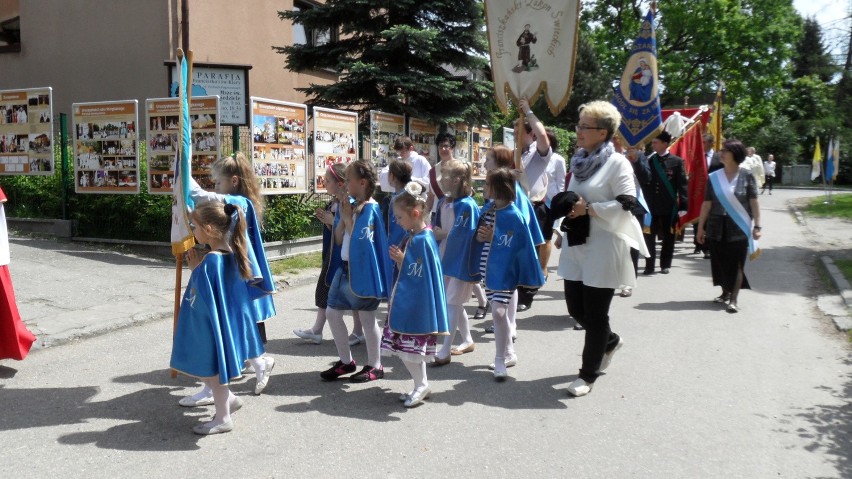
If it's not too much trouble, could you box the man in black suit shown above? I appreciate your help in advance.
[635,131,688,274]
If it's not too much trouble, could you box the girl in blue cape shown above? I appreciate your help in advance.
[480,145,545,341]
[432,160,480,366]
[475,168,545,380]
[182,152,276,408]
[320,159,392,383]
[385,160,413,284]
[171,202,264,435]
[293,163,364,346]
[381,181,449,407]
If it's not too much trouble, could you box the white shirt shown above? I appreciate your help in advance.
[545,152,567,204]
[379,152,432,192]
[763,160,776,177]
[520,141,553,202]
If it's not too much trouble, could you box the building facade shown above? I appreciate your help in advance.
[0,0,336,125]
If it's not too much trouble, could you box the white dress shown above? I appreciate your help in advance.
[557,153,649,289]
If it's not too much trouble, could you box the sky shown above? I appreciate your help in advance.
[793,0,849,60]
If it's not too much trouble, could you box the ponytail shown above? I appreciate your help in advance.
[223,203,252,280]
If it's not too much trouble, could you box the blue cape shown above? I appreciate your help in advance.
[348,202,391,299]
[440,196,481,282]
[480,203,545,291]
[171,252,265,385]
[387,229,449,335]
[387,192,408,248]
[224,195,276,321]
[515,183,546,245]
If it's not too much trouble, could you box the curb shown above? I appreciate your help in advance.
[792,203,852,332]
[818,256,852,331]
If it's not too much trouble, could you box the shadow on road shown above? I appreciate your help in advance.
[0,384,204,451]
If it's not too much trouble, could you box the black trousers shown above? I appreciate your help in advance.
[563,280,619,383]
[644,216,676,270]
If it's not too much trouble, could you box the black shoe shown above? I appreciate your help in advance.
[703,253,711,259]
[349,365,384,383]
[661,268,670,274]
[573,323,584,331]
[642,268,655,275]
[473,304,489,320]
[484,324,495,333]
[693,247,701,254]
[516,303,531,312]
[320,360,357,381]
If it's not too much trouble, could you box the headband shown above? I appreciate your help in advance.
[328,165,343,183]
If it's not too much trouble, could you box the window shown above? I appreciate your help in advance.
[292,1,336,47]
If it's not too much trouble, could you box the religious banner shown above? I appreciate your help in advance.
[484,0,580,115]
[0,87,53,175]
[250,97,308,194]
[612,9,662,147]
[72,100,139,194]
[369,110,404,170]
[169,64,248,125]
[146,96,220,195]
[312,107,358,192]
[671,121,707,231]
[472,126,492,179]
[408,117,439,164]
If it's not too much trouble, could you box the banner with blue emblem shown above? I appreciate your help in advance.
[612,9,662,148]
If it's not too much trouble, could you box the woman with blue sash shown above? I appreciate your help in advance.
[697,139,762,314]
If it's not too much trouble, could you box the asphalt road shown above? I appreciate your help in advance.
[0,189,849,478]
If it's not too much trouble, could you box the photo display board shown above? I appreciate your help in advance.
[408,117,438,164]
[369,110,404,170]
[312,107,357,192]
[250,97,308,194]
[503,126,515,150]
[72,100,139,194]
[471,126,492,179]
[448,122,471,164]
[146,96,220,194]
[0,87,53,175]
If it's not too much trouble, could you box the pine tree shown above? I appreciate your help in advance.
[275,0,493,126]
[793,17,836,82]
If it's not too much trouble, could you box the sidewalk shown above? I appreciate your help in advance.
[8,236,319,349]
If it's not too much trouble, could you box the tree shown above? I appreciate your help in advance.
[275,0,492,126]
[792,17,836,82]
[583,0,802,112]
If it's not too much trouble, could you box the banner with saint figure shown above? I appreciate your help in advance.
[612,9,662,148]
[484,0,580,115]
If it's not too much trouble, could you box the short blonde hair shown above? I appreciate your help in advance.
[578,101,622,141]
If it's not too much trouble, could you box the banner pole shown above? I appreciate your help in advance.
[60,113,69,221]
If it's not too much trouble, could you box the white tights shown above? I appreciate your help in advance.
[402,359,428,394]
[438,304,473,359]
[202,377,234,426]
[492,301,515,370]
[327,308,381,368]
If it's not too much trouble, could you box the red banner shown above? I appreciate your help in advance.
[671,122,706,231]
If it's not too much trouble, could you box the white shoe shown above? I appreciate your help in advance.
[241,362,255,375]
[254,356,275,395]
[192,418,234,435]
[567,378,593,397]
[294,328,322,345]
[493,368,509,381]
[229,395,243,413]
[398,392,411,402]
[404,387,432,407]
[178,390,214,407]
[598,338,624,373]
[488,354,518,370]
[348,333,366,346]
